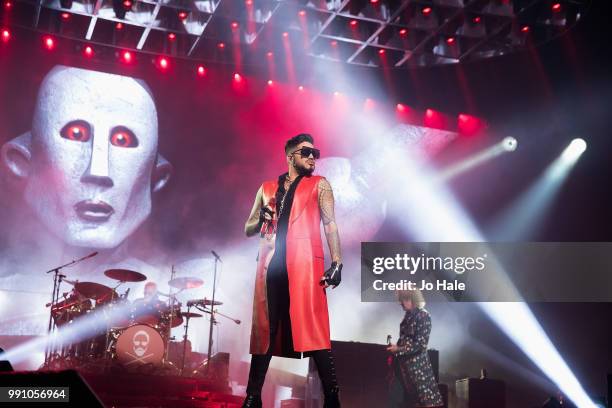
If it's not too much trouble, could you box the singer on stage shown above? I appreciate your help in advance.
[242,134,343,408]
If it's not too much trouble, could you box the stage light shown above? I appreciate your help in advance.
[1,29,10,43]
[521,25,530,33]
[168,32,176,41]
[245,0,252,5]
[331,40,338,46]
[218,42,225,49]
[333,91,340,96]
[399,28,408,36]
[267,80,273,86]
[378,49,385,55]
[503,136,518,152]
[425,108,434,118]
[473,16,481,24]
[233,73,242,82]
[298,10,306,17]
[422,7,432,16]
[267,51,273,57]
[3,1,11,9]
[298,85,304,91]
[116,22,124,30]
[178,10,188,20]
[552,2,561,12]
[370,0,379,3]
[350,20,358,27]
[231,21,239,29]
[43,36,55,50]
[282,32,289,38]
[123,0,131,8]
[197,65,206,77]
[120,50,132,63]
[561,138,586,162]
[83,45,94,57]
[157,56,169,70]
[446,37,456,45]
[396,103,406,112]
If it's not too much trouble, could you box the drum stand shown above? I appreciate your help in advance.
[43,253,97,368]
[180,305,195,375]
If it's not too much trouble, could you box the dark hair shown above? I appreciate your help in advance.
[285,133,314,154]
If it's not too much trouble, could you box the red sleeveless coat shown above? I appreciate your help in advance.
[249,175,331,356]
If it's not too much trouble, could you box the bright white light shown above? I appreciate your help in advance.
[561,138,587,163]
[503,136,518,152]
[481,303,597,408]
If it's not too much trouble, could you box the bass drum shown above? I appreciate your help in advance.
[114,324,165,368]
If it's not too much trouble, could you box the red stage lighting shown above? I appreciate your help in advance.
[422,7,432,16]
[4,1,11,9]
[197,65,206,76]
[267,51,273,57]
[231,21,239,29]
[233,73,242,82]
[399,28,407,36]
[1,28,10,43]
[122,0,132,8]
[446,37,455,45]
[83,45,94,57]
[552,2,561,12]
[331,40,337,46]
[425,109,434,118]
[298,85,304,91]
[116,22,124,30]
[396,103,406,112]
[158,56,169,70]
[178,11,188,20]
[43,36,55,50]
[473,16,481,24]
[350,20,358,27]
[121,50,132,63]
[282,32,289,38]
[267,80,273,86]
[61,12,70,20]
[370,0,379,4]
[168,32,176,41]
[521,25,530,33]
[218,42,225,49]
[298,10,306,17]
[245,0,252,5]
[378,48,385,55]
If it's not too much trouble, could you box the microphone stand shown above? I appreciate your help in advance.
[206,251,222,376]
[43,252,98,367]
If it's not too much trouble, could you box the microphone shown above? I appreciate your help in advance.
[83,251,98,260]
[211,250,222,263]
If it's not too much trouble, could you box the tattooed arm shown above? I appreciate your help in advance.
[318,178,342,263]
[245,186,264,237]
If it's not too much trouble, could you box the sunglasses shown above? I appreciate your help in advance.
[290,147,321,160]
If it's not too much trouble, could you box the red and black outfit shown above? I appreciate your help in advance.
[246,173,339,406]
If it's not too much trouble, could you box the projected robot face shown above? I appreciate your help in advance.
[2,66,171,249]
[133,330,150,357]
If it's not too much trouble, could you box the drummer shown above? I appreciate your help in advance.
[131,282,166,325]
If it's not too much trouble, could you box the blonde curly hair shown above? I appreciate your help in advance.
[396,289,426,308]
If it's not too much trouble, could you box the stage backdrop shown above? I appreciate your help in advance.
[0,56,461,381]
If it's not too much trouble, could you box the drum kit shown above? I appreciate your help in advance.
[43,264,232,376]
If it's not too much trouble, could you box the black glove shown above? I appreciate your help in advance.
[259,207,274,223]
[321,262,342,288]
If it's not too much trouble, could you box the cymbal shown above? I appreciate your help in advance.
[180,312,202,319]
[104,269,147,282]
[75,282,117,302]
[168,277,203,290]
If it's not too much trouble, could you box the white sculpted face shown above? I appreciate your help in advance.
[24,66,159,248]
